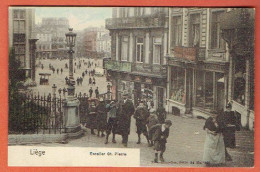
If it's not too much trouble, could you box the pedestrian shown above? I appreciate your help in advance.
[89,87,93,97]
[61,68,63,74]
[216,102,240,162]
[105,101,118,144]
[80,77,83,85]
[93,79,96,86]
[203,116,225,166]
[77,77,80,86]
[156,105,167,124]
[107,83,111,93]
[147,108,159,147]
[96,98,107,137]
[89,77,92,85]
[58,88,62,95]
[149,120,172,163]
[117,93,135,147]
[65,76,68,85]
[82,72,85,78]
[134,100,150,145]
[87,101,97,135]
[95,87,99,98]
[52,68,55,74]
[63,87,67,96]
[57,68,59,74]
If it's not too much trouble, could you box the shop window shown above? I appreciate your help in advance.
[136,37,144,63]
[153,37,161,64]
[189,14,200,47]
[170,67,185,103]
[121,36,129,61]
[171,16,182,47]
[195,71,214,110]
[233,58,246,105]
[211,11,225,49]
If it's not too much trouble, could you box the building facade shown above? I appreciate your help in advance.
[35,27,53,59]
[105,7,169,109]
[166,8,230,117]
[9,8,37,81]
[220,8,255,130]
[35,17,69,59]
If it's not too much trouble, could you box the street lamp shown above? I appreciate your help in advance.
[65,28,77,96]
[63,28,82,137]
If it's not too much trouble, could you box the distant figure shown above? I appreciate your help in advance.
[57,68,59,74]
[62,87,67,97]
[89,87,93,97]
[89,77,92,85]
[95,87,99,98]
[58,88,62,95]
[61,68,63,74]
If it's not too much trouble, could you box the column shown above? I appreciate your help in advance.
[129,33,133,62]
[163,31,167,64]
[145,32,150,63]
[116,33,119,61]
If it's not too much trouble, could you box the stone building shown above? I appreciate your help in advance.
[9,7,37,82]
[105,7,169,108]
[220,8,255,130]
[166,8,232,118]
[36,17,69,59]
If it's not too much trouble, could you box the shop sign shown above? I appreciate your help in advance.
[173,46,196,61]
[145,78,152,84]
[105,60,131,72]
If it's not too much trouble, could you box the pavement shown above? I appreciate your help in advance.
[24,58,254,167]
[25,114,254,167]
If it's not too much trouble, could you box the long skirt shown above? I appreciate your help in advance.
[203,133,225,165]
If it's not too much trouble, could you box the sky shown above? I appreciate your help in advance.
[34,7,112,31]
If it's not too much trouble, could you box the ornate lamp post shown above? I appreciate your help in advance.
[65,28,77,96]
[63,28,82,137]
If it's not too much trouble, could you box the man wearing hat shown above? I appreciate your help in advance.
[117,92,135,147]
[217,102,240,161]
[149,120,172,163]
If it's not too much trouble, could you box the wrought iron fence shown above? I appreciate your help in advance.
[9,92,64,134]
[9,91,112,134]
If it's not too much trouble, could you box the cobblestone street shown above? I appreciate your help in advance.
[21,114,254,167]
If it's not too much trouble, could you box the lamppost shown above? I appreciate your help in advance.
[63,28,82,137]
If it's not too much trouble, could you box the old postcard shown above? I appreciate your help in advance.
[8,6,255,167]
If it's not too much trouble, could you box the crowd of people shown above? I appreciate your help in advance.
[83,92,172,163]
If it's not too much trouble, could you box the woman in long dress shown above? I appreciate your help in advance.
[203,116,225,166]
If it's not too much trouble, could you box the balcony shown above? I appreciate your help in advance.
[171,46,206,62]
[105,14,166,30]
[104,60,132,72]
[104,60,166,78]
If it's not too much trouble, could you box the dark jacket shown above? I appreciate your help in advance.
[150,124,169,142]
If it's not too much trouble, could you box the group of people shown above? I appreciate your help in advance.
[203,102,240,166]
[88,87,99,98]
[84,93,172,163]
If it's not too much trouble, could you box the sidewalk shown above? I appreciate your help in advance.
[23,114,254,167]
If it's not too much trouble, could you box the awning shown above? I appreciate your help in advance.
[220,8,255,30]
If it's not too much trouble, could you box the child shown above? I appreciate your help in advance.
[150,120,172,163]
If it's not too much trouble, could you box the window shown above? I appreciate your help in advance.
[195,71,214,110]
[211,11,225,49]
[172,16,182,47]
[153,37,162,64]
[170,67,185,103]
[233,57,246,105]
[121,36,128,61]
[189,14,200,47]
[136,37,144,63]
[13,20,25,33]
[136,8,145,16]
[120,8,128,18]
[13,10,18,19]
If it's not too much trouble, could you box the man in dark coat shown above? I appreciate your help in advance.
[216,102,240,162]
[89,87,93,97]
[117,93,135,147]
[150,120,172,163]
[134,101,150,145]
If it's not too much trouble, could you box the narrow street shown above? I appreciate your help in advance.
[28,113,254,167]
